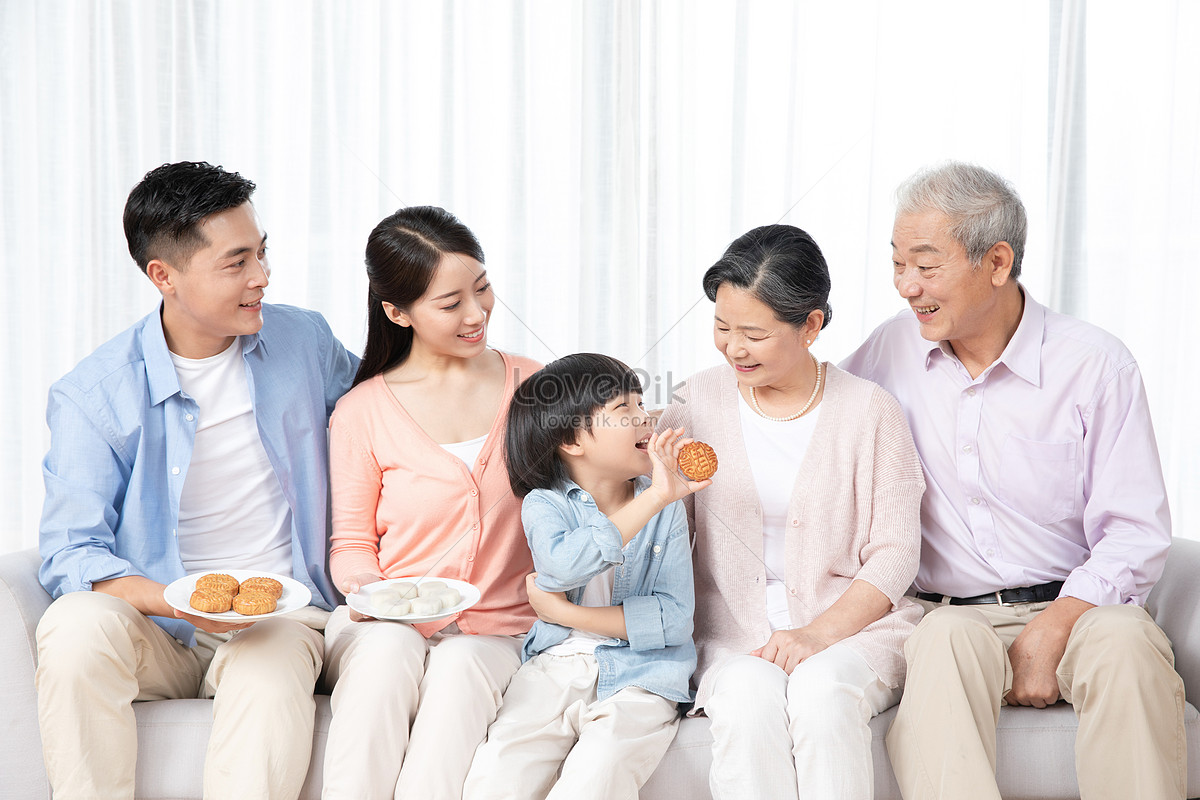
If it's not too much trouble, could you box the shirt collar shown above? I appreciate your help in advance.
[562,474,652,505]
[922,285,1044,387]
[141,304,264,405]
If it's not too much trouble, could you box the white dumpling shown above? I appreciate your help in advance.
[370,586,405,611]
[417,580,448,598]
[410,597,442,615]
[391,581,419,600]
[434,588,463,610]
[381,598,412,616]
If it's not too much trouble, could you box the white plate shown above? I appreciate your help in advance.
[348,577,481,624]
[164,570,312,622]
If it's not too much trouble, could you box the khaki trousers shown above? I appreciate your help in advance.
[35,590,327,800]
[462,652,680,800]
[886,601,1186,800]
[320,606,524,800]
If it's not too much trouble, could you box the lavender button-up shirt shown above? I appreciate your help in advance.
[842,290,1170,607]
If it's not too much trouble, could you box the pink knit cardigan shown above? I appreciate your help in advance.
[659,362,924,703]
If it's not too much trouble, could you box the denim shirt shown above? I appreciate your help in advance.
[39,303,358,644]
[521,476,696,703]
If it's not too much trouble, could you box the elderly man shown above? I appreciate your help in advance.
[842,162,1185,799]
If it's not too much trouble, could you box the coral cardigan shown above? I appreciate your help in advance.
[329,351,541,638]
[659,362,924,703]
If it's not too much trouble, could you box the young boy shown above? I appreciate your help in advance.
[462,353,709,800]
[35,161,358,799]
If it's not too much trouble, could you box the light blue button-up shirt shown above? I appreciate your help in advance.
[521,476,696,703]
[39,303,358,644]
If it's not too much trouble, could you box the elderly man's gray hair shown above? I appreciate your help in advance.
[895,162,1028,279]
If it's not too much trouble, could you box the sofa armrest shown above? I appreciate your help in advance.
[1147,537,1200,701]
[0,547,52,798]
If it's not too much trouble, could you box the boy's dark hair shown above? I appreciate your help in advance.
[123,161,257,274]
[505,353,643,498]
[354,206,486,387]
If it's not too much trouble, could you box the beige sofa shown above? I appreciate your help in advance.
[4,541,1199,799]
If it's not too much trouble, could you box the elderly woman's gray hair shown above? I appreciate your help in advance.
[896,162,1028,279]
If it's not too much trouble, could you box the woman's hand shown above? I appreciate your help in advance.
[752,627,832,675]
[649,427,712,506]
[341,573,384,622]
[525,572,574,626]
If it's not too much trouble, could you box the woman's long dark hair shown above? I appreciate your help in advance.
[353,206,486,387]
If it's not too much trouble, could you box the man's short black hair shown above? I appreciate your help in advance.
[123,161,256,273]
[505,353,644,498]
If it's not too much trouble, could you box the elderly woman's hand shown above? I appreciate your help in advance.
[752,627,832,675]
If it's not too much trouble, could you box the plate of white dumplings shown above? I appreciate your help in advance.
[347,577,481,623]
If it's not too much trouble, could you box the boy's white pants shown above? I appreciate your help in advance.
[701,642,899,800]
[320,605,524,800]
[462,651,680,800]
[35,590,327,800]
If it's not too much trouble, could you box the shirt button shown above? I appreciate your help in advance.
[185,414,194,422]
[467,554,475,562]
[653,545,662,554]
[789,588,797,596]
[581,494,591,503]
[470,488,478,497]
[472,523,479,531]
[971,497,981,505]
[171,466,180,475]
[791,519,799,527]
[478,458,487,466]
[967,387,977,397]
[986,548,996,556]
[962,445,973,454]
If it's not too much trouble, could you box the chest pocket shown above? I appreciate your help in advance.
[995,435,1077,525]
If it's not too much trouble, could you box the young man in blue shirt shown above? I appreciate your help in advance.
[36,161,358,799]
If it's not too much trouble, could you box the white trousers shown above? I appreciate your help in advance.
[702,643,900,800]
[462,652,680,800]
[320,606,524,800]
[35,590,327,800]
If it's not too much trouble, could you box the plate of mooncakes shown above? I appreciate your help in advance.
[347,576,480,623]
[164,570,311,622]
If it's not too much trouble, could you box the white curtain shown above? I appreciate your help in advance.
[2,0,1197,555]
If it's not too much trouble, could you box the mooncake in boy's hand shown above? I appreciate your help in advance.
[678,441,718,481]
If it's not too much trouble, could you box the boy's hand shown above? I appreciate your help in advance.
[649,427,712,506]
[525,572,573,626]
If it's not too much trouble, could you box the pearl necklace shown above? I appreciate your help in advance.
[749,353,823,422]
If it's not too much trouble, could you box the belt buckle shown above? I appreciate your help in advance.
[995,591,1013,607]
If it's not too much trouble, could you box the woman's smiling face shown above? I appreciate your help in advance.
[388,252,494,356]
[713,284,813,389]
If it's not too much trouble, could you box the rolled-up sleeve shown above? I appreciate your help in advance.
[621,502,694,651]
[39,383,137,597]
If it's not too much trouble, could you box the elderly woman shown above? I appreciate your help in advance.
[658,224,924,799]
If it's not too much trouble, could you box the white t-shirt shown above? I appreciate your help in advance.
[171,340,293,575]
[738,392,821,631]
[542,566,616,656]
[440,433,488,472]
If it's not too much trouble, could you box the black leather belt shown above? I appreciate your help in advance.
[915,581,1064,606]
